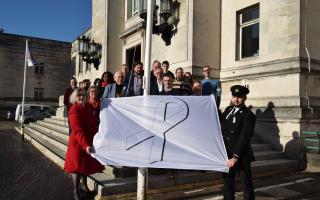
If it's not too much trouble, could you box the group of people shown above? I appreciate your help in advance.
[63,60,256,200]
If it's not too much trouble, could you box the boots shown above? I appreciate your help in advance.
[80,175,95,198]
[80,175,90,193]
[71,173,81,200]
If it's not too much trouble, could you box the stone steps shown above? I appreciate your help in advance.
[28,121,69,141]
[36,120,69,133]
[14,116,299,199]
[254,151,285,161]
[44,117,69,127]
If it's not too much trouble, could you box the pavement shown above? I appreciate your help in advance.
[157,171,320,200]
[1,121,320,200]
[0,121,74,200]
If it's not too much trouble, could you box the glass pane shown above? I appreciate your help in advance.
[133,0,139,13]
[242,7,259,23]
[241,23,259,58]
[127,0,133,19]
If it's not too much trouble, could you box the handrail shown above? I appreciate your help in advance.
[301,131,320,154]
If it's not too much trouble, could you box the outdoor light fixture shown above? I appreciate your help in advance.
[139,0,180,46]
[77,36,102,69]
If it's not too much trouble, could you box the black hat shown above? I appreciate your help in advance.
[230,85,249,97]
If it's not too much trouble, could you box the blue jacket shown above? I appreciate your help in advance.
[102,83,128,98]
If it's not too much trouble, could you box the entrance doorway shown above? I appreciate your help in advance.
[126,45,141,71]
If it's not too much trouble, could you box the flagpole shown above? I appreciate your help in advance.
[137,0,153,199]
[21,39,28,142]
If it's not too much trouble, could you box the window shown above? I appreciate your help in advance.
[34,88,44,100]
[237,4,260,59]
[127,0,139,19]
[35,63,44,75]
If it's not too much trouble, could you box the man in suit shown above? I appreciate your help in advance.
[150,67,164,95]
[102,71,127,98]
[127,62,144,96]
[221,85,256,200]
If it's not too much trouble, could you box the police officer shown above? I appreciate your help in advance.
[221,85,256,200]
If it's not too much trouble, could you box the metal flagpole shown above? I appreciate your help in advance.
[21,39,28,142]
[137,0,153,199]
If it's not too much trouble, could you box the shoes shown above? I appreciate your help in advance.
[79,186,96,198]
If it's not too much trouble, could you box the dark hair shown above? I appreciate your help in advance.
[82,79,91,85]
[153,60,161,65]
[94,78,100,86]
[202,65,210,71]
[175,67,184,74]
[163,73,173,80]
[100,71,114,84]
[184,72,193,84]
[162,60,169,66]
[134,62,143,68]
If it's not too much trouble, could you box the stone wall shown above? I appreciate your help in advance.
[220,0,320,155]
[0,33,71,108]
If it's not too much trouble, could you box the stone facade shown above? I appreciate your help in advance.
[221,0,320,154]
[72,0,320,155]
[0,33,72,108]
[73,0,220,82]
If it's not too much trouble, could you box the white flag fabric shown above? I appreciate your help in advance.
[92,95,229,172]
[25,44,35,67]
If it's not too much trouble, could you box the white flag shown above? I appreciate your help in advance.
[92,95,229,172]
[25,42,36,67]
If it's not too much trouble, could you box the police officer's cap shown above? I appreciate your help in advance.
[230,85,249,97]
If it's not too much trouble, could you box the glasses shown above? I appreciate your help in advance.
[77,93,85,96]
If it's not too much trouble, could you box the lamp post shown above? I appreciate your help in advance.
[77,36,102,69]
[139,0,180,46]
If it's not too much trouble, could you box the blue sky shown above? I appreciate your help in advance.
[0,0,92,42]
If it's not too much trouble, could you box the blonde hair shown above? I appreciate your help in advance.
[69,88,86,105]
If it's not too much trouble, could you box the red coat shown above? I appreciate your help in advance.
[64,103,104,175]
[63,87,75,112]
[85,100,100,124]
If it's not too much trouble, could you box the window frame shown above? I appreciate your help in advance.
[236,4,260,60]
[127,0,139,20]
[34,88,44,100]
[34,62,44,75]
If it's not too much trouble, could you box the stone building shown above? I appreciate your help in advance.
[0,32,72,108]
[220,0,320,153]
[72,0,220,81]
[72,0,320,154]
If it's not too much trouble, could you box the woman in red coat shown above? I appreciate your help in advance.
[64,88,104,200]
[86,86,100,124]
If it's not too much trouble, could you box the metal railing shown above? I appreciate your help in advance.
[301,131,320,154]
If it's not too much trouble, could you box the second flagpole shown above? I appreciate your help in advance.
[21,39,28,142]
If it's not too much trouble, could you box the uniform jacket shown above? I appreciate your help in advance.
[64,103,104,175]
[221,105,256,162]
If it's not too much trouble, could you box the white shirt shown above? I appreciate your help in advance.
[157,80,163,93]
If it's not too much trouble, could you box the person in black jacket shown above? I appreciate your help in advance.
[159,74,186,96]
[221,85,256,200]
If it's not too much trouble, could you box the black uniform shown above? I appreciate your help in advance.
[221,105,256,200]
